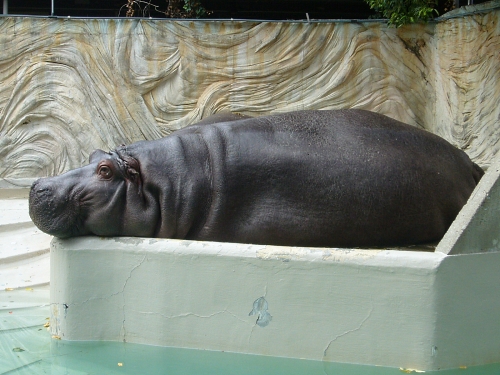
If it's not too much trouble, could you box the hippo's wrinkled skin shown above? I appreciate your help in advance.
[29,110,483,248]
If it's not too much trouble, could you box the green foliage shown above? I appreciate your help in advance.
[183,0,207,18]
[124,0,208,19]
[365,0,438,27]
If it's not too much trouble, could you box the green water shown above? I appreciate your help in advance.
[4,319,500,375]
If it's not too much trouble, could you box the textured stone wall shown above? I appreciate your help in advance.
[0,2,499,178]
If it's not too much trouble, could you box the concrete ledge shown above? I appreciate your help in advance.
[436,156,500,254]
[50,238,500,370]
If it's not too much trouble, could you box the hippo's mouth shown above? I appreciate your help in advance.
[29,179,83,238]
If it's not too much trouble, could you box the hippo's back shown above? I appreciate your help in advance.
[185,109,482,247]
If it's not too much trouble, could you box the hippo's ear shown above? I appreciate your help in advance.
[89,149,108,163]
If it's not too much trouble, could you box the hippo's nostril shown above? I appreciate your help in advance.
[30,180,52,197]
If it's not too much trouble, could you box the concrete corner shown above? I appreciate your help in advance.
[436,155,500,254]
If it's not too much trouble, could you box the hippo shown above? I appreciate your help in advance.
[29,109,483,248]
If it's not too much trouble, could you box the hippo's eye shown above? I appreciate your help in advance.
[98,165,113,179]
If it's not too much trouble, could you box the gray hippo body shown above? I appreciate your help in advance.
[29,109,483,248]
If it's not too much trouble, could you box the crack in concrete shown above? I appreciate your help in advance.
[50,255,148,341]
[121,255,148,340]
[323,306,374,357]
[137,308,248,324]
[52,255,148,309]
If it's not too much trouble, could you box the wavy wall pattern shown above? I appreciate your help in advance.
[0,5,498,178]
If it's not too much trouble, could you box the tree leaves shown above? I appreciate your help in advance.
[365,0,438,27]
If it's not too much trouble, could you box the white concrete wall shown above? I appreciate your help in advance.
[49,237,500,370]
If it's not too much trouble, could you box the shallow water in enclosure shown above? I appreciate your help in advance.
[6,337,500,375]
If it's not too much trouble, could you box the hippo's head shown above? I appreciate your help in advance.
[29,149,159,238]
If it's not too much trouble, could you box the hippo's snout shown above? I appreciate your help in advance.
[29,178,80,238]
